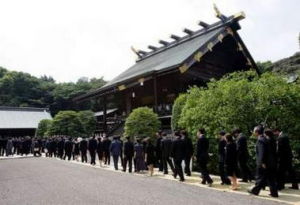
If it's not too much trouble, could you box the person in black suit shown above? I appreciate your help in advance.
[88,136,98,165]
[97,137,104,166]
[80,138,88,163]
[233,128,253,182]
[248,126,278,197]
[181,130,193,176]
[145,138,156,176]
[273,128,299,190]
[224,134,238,190]
[161,133,175,175]
[171,131,185,182]
[57,137,65,159]
[218,131,231,185]
[102,136,111,165]
[155,131,163,172]
[64,137,73,160]
[123,137,134,173]
[196,128,213,186]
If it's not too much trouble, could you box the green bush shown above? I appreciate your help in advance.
[36,119,52,137]
[179,71,300,138]
[124,107,160,139]
[48,111,84,137]
[171,93,187,131]
[78,110,97,137]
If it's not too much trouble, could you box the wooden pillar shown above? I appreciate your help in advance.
[153,75,158,113]
[103,96,107,133]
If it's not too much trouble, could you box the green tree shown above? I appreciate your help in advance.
[179,71,300,139]
[124,107,161,139]
[36,119,52,137]
[48,111,84,137]
[78,110,97,137]
[171,93,187,131]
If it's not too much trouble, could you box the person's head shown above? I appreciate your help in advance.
[219,130,226,139]
[253,125,264,137]
[156,130,162,137]
[225,134,234,143]
[272,128,281,136]
[162,132,167,138]
[174,131,181,138]
[69,137,72,141]
[136,138,141,144]
[232,128,241,137]
[197,128,205,136]
[181,130,188,138]
[264,129,274,139]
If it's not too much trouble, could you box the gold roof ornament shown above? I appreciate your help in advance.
[118,85,126,91]
[207,42,214,51]
[179,64,189,73]
[194,51,203,62]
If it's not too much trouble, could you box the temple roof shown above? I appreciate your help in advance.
[75,11,255,101]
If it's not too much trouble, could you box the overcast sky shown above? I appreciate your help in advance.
[0,0,299,82]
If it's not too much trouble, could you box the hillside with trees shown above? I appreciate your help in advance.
[0,67,106,115]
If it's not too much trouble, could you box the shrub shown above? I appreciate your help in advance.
[78,110,97,137]
[36,119,52,137]
[124,107,160,139]
[171,93,187,131]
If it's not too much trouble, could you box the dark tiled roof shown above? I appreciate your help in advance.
[76,13,248,100]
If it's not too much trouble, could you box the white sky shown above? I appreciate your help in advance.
[0,0,299,82]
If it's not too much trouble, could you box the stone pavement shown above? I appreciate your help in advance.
[1,154,299,205]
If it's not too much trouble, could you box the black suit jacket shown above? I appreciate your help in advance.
[88,138,98,151]
[277,133,293,163]
[237,133,249,158]
[161,138,173,158]
[196,135,209,162]
[124,141,134,157]
[171,138,185,160]
[184,137,194,157]
[80,140,88,151]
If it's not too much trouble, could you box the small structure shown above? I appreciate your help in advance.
[0,107,52,137]
[75,8,258,135]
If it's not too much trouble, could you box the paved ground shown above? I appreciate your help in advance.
[0,157,290,205]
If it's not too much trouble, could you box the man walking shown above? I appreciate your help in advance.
[64,137,73,161]
[156,131,163,172]
[88,136,98,165]
[196,128,213,186]
[171,131,185,182]
[248,126,278,197]
[181,130,193,176]
[218,131,231,185]
[161,133,175,175]
[123,137,134,173]
[233,128,253,182]
[110,136,122,170]
[80,138,88,163]
[274,128,299,190]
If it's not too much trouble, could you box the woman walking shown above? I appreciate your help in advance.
[97,137,104,167]
[145,138,156,176]
[225,134,238,190]
[134,139,146,173]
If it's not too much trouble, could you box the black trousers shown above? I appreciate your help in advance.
[104,151,110,165]
[157,155,163,171]
[123,155,133,172]
[198,160,213,184]
[184,156,192,176]
[162,156,175,174]
[277,161,298,189]
[64,152,72,160]
[219,162,231,184]
[89,150,96,165]
[173,158,184,181]
[58,150,64,159]
[112,155,119,170]
[81,150,87,163]
[251,167,278,196]
[238,156,253,181]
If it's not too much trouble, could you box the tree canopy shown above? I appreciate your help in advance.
[124,107,160,139]
[0,67,106,115]
[177,71,300,139]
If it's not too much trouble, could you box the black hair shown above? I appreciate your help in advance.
[225,134,234,142]
[198,128,206,134]
[219,130,226,136]
[264,129,274,138]
[254,125,264,135]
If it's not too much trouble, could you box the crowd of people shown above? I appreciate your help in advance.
[0,125,298,198]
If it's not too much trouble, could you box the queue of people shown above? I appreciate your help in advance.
[0,125,298,198]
